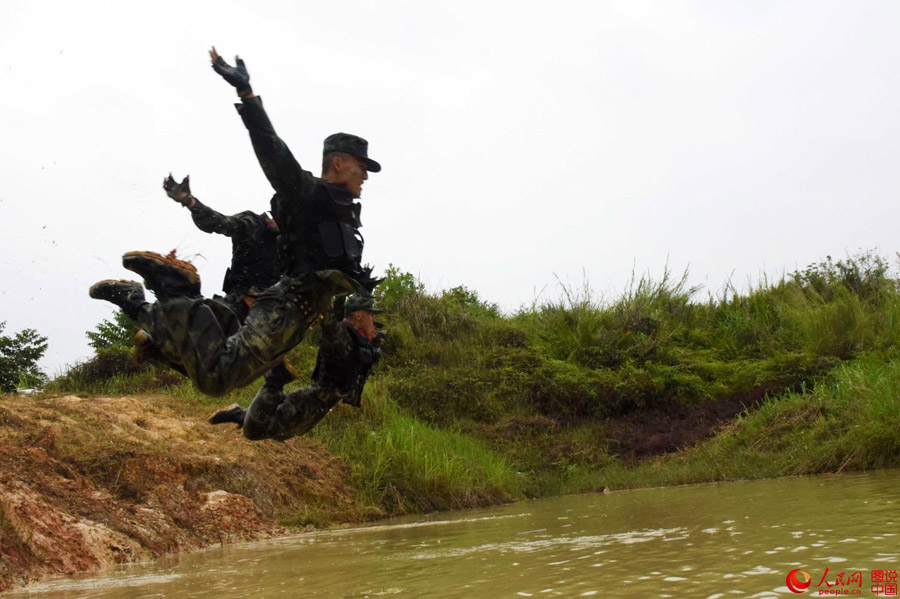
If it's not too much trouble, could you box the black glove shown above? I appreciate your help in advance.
[358,265,385,293]
[163,174,193,207]
[211,54,251,93]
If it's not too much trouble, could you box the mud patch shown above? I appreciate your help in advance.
[604,384,776,461]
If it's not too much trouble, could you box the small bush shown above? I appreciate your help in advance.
[47,349,184,395]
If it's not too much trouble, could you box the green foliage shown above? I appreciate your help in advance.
[48,310,151,393]
[46,349,182,395]
[596,353,900,490]
[792,251,894,303]
[312,382,525,515]
[86,310,138,352]
[378,263,425,311]
[354,253,900,494]
[0,322,48,392]
[522,268,699,370]
[365,253,900,435]
[386,363,504,424]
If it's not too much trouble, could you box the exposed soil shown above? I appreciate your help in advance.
[0,394,372,593]
[604,384,776,462]
[477,385,777,476]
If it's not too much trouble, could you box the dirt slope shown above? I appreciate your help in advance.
[0,394,370,592]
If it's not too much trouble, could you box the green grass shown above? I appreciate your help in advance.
[311,380,526,516]
[583,353,900,490]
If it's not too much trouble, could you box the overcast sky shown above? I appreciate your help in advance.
[2,1,898,376]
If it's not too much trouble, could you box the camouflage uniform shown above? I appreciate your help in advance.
[235,96,377,288]
[187,197,279,320]
[127,95,376,397]
[242,311,382,441]
[132,276,332,396]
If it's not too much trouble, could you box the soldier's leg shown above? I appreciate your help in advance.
[276,386,343,440]
[242,384,342,441]
[88,280,148,320]
[241,384,288,440]
[88,255,318,395]
[146,278,329,396]
[220,291,250,323]
[116,252,366,396]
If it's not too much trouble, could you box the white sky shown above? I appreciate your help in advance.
[1,1,898,376]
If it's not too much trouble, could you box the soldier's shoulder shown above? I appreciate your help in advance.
[318,181,355,206]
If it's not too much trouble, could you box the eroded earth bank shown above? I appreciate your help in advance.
[0,394,372,591]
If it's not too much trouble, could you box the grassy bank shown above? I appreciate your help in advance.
[45,252,900,515]
[597,352,900,489]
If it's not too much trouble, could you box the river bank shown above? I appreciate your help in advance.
[0,387,749,591]
[0,393,374,591]
[4,346,899,592]
[0,382,786,590]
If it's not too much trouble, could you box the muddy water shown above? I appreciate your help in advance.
[9,471,899,598]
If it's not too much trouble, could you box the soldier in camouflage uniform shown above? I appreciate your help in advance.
[209,294,384,440]
[88,49,381,397]
[162,174,279,322]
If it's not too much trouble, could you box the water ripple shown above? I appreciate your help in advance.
[406,527,685,560]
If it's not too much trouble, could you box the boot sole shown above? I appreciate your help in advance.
[89,279,144,301]
[122,251,201,286]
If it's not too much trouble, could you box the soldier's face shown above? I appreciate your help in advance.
[333,155,368,199]
[348,310,377,341]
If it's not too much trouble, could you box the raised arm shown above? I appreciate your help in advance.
[209,48,317,200]
[163,174,257,239]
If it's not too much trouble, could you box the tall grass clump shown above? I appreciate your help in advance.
[526,269,699,369]
[506,252,900,420]
[312,380,525,516]
[46,353,182,395]
[377,264,526,424]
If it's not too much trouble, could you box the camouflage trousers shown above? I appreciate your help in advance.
[217,290,250,323]
[242,382,346,441]
[135,277,331,396]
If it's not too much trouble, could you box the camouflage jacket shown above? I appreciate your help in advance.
[312,316,382,407]
[188,199,279,295]
[234,97,367,284]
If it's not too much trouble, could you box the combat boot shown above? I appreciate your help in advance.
[88,279,147,319]
[263,358,299,391]
[209,403,246,428]
[122,250,201,301]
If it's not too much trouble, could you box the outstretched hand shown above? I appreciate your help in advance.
[209,46,251,92]
[163,174,194,208]
[359,264,385,294]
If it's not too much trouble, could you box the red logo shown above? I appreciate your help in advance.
[787,569,812,593]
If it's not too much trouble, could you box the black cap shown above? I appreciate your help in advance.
[344,294,384,317]
[323,133,381,173]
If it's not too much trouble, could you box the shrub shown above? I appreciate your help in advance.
[0,322,48,392]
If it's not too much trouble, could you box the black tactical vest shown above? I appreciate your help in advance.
[223,211,280,294]
[312,324,380,407]
[271,181,364,281]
